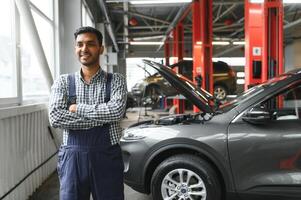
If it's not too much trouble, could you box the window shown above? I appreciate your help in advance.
[0,0,57,106]
[20,2,55,99]
[30,0,53,20]
[261,82,301,120]
[82,2,94,27]
[0,0,17,98]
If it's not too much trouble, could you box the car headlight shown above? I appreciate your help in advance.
[122,128,146,141]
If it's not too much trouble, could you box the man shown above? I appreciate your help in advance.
[49,26,127,200]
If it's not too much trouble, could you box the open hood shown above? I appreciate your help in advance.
[143,60,214,114]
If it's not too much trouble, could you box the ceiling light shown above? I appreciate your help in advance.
[233,41,245,45]
[130,0,192,4]
[212,41,230,45]
[249,0,264,3]
[249,0,301,3]
[283,0,301,3]
[196,41,230,46]
[130,41,164,45]
[133,35,165,41]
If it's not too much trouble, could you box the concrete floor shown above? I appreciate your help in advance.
[29,108,161,200]
[29,172,152,200]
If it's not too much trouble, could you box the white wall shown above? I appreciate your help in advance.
[285,39,301,72]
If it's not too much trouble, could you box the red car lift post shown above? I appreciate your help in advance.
[163,38,170,109]
[164,38,170,66]
[171,23,185,114]
[192,0,213,113]
[245,0,283,90]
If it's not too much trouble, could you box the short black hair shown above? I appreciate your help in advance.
[74,26,103,45]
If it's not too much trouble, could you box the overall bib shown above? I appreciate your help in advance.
[57,73,124,200]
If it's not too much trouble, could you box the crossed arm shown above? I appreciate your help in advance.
[48,74,127,130]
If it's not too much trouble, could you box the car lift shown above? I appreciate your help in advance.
[192,0,213,112]
[171,22,185,114]
[164,0,284,114]
[245,0,283,89]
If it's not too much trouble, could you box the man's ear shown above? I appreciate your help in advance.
[99,45,104,55]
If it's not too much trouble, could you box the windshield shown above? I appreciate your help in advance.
[218,73,290,112]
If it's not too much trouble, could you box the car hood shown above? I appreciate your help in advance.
[143,60,214,114]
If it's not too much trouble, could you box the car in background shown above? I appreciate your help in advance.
[131,60,236,106]
[121,60,301,200]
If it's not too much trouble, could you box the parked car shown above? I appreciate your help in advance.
[131,60,236,106]
[121,60,301,200]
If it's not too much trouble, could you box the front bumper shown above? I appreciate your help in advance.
[121,139,150,194]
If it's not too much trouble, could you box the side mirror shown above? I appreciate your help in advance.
[242,107,271,124]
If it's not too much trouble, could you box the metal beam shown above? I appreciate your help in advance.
[128,25,169,30]
[14,0,53,90]
[97,0,119,52]
[157,3,191,51]
[113,10,170,25]
[213,1,244,5]
[214,23,243,31]
[123,1,129,51]
[284,18,301,30]
[117,31,166,36]
[213,4,237,23]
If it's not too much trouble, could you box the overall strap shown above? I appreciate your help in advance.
[105,73,112,103]
[67,74,76,106]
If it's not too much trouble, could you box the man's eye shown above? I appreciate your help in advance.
[87,43,96,46]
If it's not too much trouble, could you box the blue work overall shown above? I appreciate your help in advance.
[57,73,124,200]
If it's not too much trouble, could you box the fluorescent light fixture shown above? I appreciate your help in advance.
[196,41,230,46]
[233,41,245,45]
[283,0,301,3]
[237,79,245,85]
[212,41,230,45]
[130,41,164,45]
[250,0,300,3]
[130,0,192,4]
[133,35,164,41]
[249,0,264,3]
[237,72,245,78]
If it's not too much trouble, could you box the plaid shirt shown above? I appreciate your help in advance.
[48,68,127,145]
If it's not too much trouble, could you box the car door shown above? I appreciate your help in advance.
[228,81,301,199]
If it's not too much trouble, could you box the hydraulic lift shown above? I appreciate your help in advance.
[171,23,185,114]
[245,0,283,89]
[192,0,213,112]
[164,0,213,114]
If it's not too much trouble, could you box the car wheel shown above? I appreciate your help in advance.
[214,85,227,101]
[151,154,221,200]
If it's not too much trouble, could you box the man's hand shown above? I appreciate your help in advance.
[69,104,77,113]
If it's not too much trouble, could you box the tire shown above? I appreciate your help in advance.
[214,85,228,101]
[151,154,221,200]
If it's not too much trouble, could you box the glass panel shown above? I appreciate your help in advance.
[82,3,94,27]
[261,82,301,120]
[0,0,16,98]
[21,10,54,99]
[30,0,53,20]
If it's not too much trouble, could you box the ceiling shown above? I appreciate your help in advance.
[86,0,301,58]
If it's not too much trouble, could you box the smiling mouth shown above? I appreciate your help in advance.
[81,54,90,59]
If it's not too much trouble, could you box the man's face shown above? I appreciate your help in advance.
[75,32,104,67]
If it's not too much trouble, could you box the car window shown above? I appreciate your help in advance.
[256,81,301,120]
[214,62,229,73]
[219,73,293,113]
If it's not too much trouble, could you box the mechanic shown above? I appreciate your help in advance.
[49,26,127,200]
